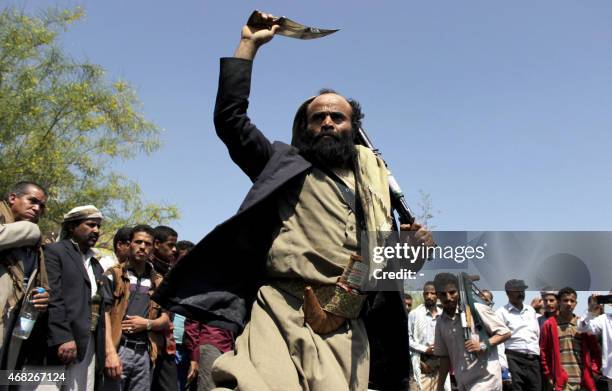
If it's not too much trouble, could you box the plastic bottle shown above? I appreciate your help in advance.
[12,287,45,340]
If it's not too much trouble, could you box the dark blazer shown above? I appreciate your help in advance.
[44,240,105,374]
[154,58,410,389]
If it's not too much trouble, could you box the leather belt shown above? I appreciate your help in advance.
[273,280,365,319]
[121,339,148,353]
[505,349,539,360]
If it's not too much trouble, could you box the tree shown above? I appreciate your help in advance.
[415,189,438,229]
[0,7,179,247]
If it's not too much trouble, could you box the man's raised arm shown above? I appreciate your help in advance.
[213,12,281,181]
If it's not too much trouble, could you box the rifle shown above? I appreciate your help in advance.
[458,273,478,360]
[356,127,415,225]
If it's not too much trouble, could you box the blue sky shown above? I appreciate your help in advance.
[7,1,612,312]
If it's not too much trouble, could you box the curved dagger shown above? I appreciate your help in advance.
[247,10,339,40]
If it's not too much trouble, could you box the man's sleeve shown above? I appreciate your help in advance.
[539,320,552,380]
[577,313,605,336]
[433,319,448,357]
[408,310,428,353]
[183,318,202,362]
[213,57,274,182]
[101,273,115,308]
[0,221,40,251]
[45,245,74,347]
[477,303,510,337]
[494,307,507,327]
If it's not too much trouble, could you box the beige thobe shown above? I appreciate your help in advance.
[212,168,370,391]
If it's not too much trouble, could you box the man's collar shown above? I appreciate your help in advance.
[557,313,577,324]
[68,239,95,258]
[127,260,153,276]
[442,307,459,319]
[150,254,171,275]
[424,303,442,316]
[0,200,16,223]
[506,302,525,313]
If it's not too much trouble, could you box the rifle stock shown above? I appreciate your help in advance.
[458,273,477,360]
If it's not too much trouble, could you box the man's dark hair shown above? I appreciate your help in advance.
[405,293,413,300]
[558,286,577,299]
[4,181,48,201]
[423,281,435,291]
[153,225,178,243]
[481,289,493,301]
[130,224,155,241]
[433,273,459,292]
[112,226,132,250]
[62,220,80,238]
[176,240,195,252]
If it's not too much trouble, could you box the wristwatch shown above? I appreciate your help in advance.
[479,342,487,352]
[146,320,152,331]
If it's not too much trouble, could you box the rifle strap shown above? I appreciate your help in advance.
[316,165,364,227]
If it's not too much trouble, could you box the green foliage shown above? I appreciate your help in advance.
[0,7,179,247]
[415,190,438,229]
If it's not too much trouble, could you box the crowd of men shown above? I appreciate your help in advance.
[407,277,612,391]
[0,180,223,391]
[2,11,612,391]
[3,180,612,391]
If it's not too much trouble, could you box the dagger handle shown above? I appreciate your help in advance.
[247,11,280,30]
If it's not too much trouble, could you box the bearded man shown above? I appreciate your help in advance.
[408,281,449,391]
[154,12,433,391]
[46,205,107,390]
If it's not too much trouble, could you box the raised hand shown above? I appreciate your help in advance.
[234,11,280,60]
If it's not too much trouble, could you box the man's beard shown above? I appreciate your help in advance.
[294,129,356,168]
[424,299,436,308]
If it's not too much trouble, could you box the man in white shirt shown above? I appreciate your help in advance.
[496,279,541,391]
[408,281,449,391]
[577,293,612,391]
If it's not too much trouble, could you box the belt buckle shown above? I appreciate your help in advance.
[123,339,147,352]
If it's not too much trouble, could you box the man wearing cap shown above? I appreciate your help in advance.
[496,279,542,391]
[154,12,434,391]
[538,288,559,330]
[45,205,107,390]
[0,181,50,368]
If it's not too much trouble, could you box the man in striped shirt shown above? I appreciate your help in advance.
[539,287,600,391]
